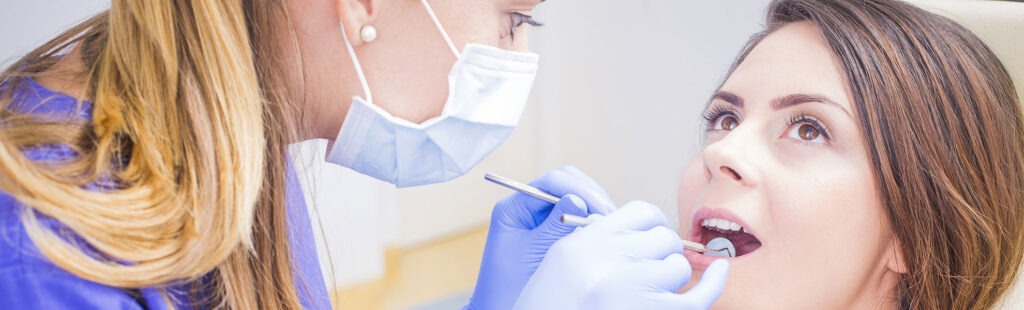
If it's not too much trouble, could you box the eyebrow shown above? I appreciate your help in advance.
[712,91,851,115]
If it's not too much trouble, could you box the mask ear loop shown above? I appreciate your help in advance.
[340,22,373,102]
[419,0,461,58]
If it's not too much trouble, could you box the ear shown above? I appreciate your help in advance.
[336,0,380,46]
[885,238,908,274]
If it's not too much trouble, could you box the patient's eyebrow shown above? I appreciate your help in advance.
[771,93,850,115]
[712,91,744,108]
[712,91,850,115]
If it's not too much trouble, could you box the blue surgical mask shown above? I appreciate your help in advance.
[327,0,540,187]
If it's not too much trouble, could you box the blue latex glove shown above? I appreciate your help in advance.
[514,201,730,310]
[465,166,616,310]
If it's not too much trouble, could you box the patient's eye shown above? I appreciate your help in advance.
[797,124,819,140]
[718,115,739,130]
[703,105,740,131]
[786,114,831,144]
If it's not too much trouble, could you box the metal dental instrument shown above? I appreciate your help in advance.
[485,173,561,204]
[559,214,730,255]
[484,173,732,256]
[705,237,736,258]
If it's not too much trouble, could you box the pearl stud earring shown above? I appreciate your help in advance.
[360,25,377,43]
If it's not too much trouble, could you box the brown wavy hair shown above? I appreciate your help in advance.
[725,0,1024,308]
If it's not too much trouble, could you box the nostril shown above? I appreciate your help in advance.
[720,166,742,181]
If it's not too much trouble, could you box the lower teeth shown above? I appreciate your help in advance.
[704,237,736,258]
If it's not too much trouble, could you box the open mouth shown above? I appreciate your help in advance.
[699,217,762,257]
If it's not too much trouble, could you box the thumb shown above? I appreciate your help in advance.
[665,259,729,309]
[535,194,588,237]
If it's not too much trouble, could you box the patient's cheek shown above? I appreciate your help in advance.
[677,156,707,226]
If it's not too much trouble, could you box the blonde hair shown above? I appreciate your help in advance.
[0,0,307,308]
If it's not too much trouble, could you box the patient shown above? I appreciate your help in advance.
[676,0,1024,308]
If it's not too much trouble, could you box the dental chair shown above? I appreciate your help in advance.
[903,0,1024,308]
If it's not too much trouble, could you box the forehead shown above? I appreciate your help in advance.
[720,22,852,111]
[493,0,544,9]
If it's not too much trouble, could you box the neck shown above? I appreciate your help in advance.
[34,47,89,101]
[850,267,902,309]
[279,0,361,142]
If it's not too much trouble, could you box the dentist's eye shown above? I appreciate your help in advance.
[507,12,542,41]
[786,114,832,144]
[703,106,740,131]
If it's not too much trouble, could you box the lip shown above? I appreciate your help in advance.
[684,207,761,270]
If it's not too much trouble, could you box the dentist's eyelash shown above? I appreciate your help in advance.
[786,113,833,141]
[508,12,543,41]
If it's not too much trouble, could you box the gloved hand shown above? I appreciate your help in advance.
[465,166,616,310]
[513,201,730,310]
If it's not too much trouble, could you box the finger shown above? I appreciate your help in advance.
[535,194,588,236]
[558,166,616,213]
[493,192,554,230]
[665,259,729,309]
[530,168,616,215]
[557,166,616,214]
[589,201,669,232]
[631,253,693,293]
[619,226,684,260]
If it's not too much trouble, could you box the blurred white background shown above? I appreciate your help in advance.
[0,1,109,66]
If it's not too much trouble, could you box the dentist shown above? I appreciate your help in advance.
[0,0,727,308]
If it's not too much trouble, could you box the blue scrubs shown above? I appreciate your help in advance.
[0,79,331,309]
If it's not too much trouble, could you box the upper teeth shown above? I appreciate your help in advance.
[701,218,743,233]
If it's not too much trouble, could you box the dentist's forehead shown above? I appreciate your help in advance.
[719,22,852,113]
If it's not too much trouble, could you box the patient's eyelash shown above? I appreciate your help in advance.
[702,105,737,129]
[508,12,543,41]
[786,113,833,140]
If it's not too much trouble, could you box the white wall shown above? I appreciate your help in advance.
[0,1,108,67]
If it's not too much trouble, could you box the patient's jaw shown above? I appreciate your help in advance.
[677,22,904,309]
